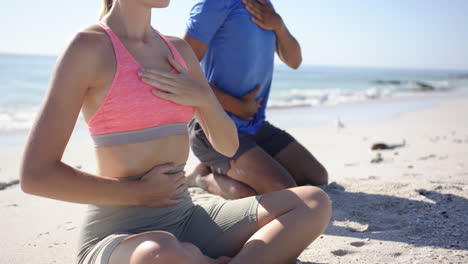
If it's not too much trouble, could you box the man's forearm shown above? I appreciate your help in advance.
[274,22,302,69]
[209,83,244,114]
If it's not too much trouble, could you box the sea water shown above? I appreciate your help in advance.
[1,53,467,140]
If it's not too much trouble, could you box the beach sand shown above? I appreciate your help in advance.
[1,97,467,263]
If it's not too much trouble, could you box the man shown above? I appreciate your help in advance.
[185,0,328,199]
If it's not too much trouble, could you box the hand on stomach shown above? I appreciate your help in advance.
[94,135,190,207]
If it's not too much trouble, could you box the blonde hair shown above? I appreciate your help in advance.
[99,0,113,20]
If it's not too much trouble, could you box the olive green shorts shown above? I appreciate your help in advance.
[78,166,262,264]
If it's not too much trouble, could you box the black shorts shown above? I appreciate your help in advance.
[188,119,295,175]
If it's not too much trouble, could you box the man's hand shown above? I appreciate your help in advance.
[236,84,263,121]
[242,0,284,32]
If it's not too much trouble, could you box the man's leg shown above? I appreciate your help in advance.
[189,120,314,199]
[188,146,297,199]
[274,140,328,185]
[226,146,297,193]
[254,122,328,186]
[189,163,257,199]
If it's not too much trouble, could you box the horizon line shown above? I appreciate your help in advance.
[1,51,467,73]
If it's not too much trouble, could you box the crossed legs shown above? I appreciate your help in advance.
[108,186,331,264]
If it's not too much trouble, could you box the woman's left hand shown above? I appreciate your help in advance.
[139,56,212,107]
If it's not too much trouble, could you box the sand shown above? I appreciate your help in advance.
[1,97,467,264]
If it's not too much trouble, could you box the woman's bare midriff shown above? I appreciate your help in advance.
[95,134,190,178]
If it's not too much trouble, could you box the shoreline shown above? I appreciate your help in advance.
[1,87,467,150]
[267,87,468,129]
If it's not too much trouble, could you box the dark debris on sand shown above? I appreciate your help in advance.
[0,179,20,191]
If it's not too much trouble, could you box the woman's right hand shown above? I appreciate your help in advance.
[136,163,187,207]
[139,56,214,108]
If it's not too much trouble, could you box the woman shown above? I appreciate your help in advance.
[20,0,331,263]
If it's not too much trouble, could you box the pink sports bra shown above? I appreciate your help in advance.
[87,23,195,147]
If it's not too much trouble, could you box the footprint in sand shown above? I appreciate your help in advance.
[348,224,384,233]
[331,249,354,256]
[419,154,436,160]
[37,232,50,238]
[58,221,76,231]
[349,220,404,233]
[363,176,379,180]
[350,241,365,247]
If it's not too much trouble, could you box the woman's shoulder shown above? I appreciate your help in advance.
[164,36,200,70]
[58,24,114,70]
[66,24,111,54]
[51,24,115,84]
[165,36,192,55]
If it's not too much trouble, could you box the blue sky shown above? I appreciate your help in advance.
[1,0,467,70]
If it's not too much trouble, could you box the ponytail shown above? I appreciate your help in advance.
[99,0,113,20]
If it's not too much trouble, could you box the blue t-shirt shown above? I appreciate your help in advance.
[186,0,276,134]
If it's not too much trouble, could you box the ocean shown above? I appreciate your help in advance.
[1,53,468,134]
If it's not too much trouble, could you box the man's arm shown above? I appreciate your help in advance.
[184,34,263,121]
[183,34,208,61]
[243,0,302,69]
[274,24,302,69]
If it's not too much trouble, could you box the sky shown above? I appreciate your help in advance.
[1,0,467,70]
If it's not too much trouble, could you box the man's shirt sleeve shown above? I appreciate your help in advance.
[186,0,231,45]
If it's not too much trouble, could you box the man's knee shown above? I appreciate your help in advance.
[314,165,329,185]
[300,162,328,186]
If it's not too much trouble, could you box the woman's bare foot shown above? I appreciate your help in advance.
[186,163,211,188]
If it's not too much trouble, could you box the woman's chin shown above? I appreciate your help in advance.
[144,0,170,8]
